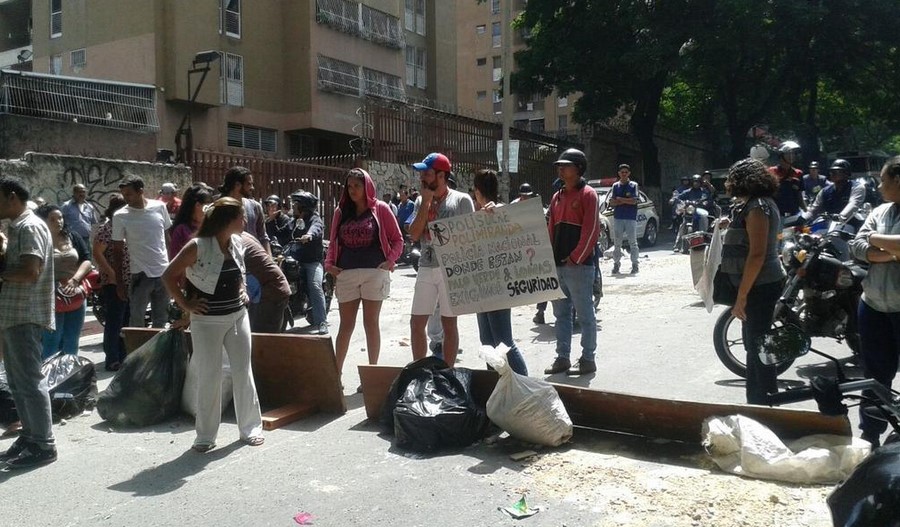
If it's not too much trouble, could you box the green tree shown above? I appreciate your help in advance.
[512,0,701,187]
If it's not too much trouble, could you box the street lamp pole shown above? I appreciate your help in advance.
[174,51,220,164]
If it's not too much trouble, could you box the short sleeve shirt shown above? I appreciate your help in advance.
[611,180,639,220]
[0,210,55,330]
[112,199,172,278]
[417,189,475,268]
[96,221,130,287]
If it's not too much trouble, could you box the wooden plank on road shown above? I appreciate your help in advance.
[359,364,849,443]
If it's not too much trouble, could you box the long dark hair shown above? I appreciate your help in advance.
[196,197,243,237]
[104,193,126,220]
[473,168,500,204]
[36,204,71,237]
[339,168,370,225]
[172,182,215,229]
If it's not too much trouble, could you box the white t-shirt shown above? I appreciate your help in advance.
[112,198,172,277]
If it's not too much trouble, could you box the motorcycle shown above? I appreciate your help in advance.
[756,325,900,526]
[398,234,420,271]
[272,239,335,331]
[713,214,865,378]
[672,199,712,254]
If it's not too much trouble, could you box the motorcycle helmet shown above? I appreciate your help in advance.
[749,144,770,162]
[553,148,588,176]
[777,141,802,164]
[289,190,318,212]
[691,174,702,183]
[829,158,851,174]
[264,194,281,206]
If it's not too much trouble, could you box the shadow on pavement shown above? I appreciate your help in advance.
[90,416,194,436]
[107,442,242,496]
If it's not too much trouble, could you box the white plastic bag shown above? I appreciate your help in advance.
[482,345,573,447]
[181,350,234,417]
[695,221,724,313]
[702,414,870,484]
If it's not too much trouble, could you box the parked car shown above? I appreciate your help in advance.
[587,180,659,250]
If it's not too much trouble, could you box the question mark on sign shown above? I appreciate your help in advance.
[525,247,535,265]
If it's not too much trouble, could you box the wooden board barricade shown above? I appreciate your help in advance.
[359,364,850,444]
[123,328,345,430]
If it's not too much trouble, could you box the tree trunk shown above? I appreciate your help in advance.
[630,74,667,188]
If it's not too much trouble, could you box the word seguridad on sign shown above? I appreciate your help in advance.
[429,199,564,315]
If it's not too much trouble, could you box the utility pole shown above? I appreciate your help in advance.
[500,0,513,201]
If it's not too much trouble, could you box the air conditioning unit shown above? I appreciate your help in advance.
[526,102,534,111]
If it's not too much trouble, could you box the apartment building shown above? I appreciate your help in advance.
[27,0,456,158]
[455,0,578,141]
[0,0,32,70]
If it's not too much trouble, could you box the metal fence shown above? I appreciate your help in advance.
[188,150,358,230]
[0,69,158,132]
[362,97,580,204]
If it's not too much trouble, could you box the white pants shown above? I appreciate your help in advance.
[189,308,262,446]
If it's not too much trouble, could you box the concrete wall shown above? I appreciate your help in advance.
[0,115,158,162]
[364,160,475,199]
[0,152,192,211]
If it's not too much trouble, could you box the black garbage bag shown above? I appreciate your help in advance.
[385,357,490,452]
[381,356,448,433]
[41,353,98,420]
[827,441,900,527]
[97,329,189,427]
[0,366,17,426]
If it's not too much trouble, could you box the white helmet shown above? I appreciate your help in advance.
[749,144,769,162]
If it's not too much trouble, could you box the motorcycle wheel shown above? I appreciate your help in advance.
[713,309,795,378]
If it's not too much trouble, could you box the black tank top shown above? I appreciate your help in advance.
[186,259,244,315]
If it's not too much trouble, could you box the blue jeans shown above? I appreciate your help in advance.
[477,309,528,376]
[42,303,86,359]
[102,284,129,366]
[857,301,900,440]
[129,272,169,328]
[613,218,639,265]
[2,323,55,446]
[302,262,327,325]
[552,264,597,362]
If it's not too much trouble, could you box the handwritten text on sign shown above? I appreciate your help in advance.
[429,199,563,315]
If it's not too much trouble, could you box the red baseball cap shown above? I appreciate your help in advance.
[412,152,452,173]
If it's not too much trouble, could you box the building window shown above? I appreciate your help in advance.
[220,53,244,107]
[317,55,361,97]
[405,46,427,89]
[221,0,241,38]
[492,56,502,82]
[476,57,486,66]
[558,114,568,131]
[405,0,425,36]
[227,123,277,153]
[317,1,403,48]
[491,22,501,48]
[476,90,487,100]
[491,0,500,15]
[50,0,62,38]
[70,49,86,69]
[363,67,405,101]
[558,96,568,107]
[476,24,486,35]
[49,54,62,75]
[529,119,544,134]
[492,89,502,103]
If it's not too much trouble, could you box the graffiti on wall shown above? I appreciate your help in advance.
[33,160,127,211]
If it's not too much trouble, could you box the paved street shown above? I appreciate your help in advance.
[0,234,852,526]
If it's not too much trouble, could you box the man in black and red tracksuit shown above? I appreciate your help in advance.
[768,141,807,217]
[544,148,600,376]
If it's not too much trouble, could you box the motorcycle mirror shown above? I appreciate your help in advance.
[757,324,811,366]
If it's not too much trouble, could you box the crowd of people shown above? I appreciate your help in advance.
[0,143,898,467]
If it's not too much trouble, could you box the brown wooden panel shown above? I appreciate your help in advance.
[262,403,317,431]
[123,328,346,421]
[359,365,849,444]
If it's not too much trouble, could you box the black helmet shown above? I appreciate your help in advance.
[518,183,536,196]
[264,194,281,206]
[553,148,587,175]
[680,175,690,182]
[289,190,318,211]
[691,174,702,182]
[829,159,851,174]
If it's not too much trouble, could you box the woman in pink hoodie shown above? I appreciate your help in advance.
[325,168,404,383]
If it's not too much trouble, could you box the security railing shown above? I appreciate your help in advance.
[0,69,158,132]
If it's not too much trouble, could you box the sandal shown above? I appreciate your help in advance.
[191,443,215,453]
[242,436,265,447]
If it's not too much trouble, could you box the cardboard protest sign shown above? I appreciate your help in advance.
[429,199,564,316]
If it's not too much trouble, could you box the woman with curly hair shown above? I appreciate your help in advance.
[35,204,93,359]
[721,158,786,403]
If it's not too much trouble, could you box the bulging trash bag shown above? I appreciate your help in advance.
[482,346,572,447]
[97,329,189,427]
[828,441,900,527]
[41,353,98,420]
[384,357,490,452]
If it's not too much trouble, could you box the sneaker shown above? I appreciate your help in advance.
[543,358,571,375]
[0,437,29,461]
[533,311,545,325]
[611,263,620,275]
[316,322,330,335]
[631,264,639,274]
[566,358,597,376]
[5,443,57,469]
